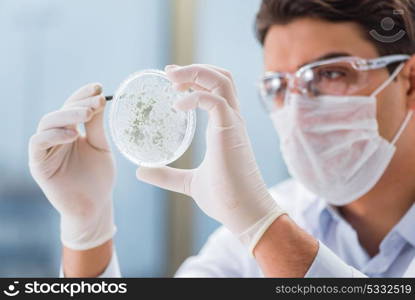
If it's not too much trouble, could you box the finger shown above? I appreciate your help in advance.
[64,94,106,111]
[168,66,210,92]
[165,64,239,111]
[64,82,103,106]
[136,166,193,196]
[84,98,110,151]
[64,93,108,150]
[166,64,230,95]
[172,82,209,92]
[37,107,93,132]
[174,91,233,127]
[29,128,78,162]
[168,64,234,81]
[201,64,237,93]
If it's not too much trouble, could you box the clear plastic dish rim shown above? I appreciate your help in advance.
[109,69,196,167]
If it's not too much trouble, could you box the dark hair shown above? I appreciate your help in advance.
[255,0,415,57]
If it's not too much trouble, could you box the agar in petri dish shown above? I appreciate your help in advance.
[109,69,196,167]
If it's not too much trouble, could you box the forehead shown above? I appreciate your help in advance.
[263,18,380,73]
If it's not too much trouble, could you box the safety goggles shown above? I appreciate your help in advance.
[258,54,410,112]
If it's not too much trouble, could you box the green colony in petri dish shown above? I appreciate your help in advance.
[109,69,196,167]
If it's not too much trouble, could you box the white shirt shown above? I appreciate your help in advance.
[92,179,415,277]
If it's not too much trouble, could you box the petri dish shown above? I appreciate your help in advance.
[109,69,196,167]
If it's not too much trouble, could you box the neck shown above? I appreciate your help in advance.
[339,158,415,257]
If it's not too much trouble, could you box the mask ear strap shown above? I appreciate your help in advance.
[391,110,414,145]
[372,63,405,98]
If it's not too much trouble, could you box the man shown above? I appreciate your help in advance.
[29,0,415,277]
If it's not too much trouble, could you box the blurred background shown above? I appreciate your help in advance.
[0,0,288,277]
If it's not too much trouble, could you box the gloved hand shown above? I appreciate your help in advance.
[136,64,286,255]
[29,83,116,251]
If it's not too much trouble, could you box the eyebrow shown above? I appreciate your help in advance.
[298,52,352,69]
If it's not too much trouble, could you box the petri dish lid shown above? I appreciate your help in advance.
[109,69,196,167]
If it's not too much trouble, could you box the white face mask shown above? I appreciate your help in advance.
[271,63,413,206]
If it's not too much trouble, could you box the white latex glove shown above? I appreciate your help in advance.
[136,64,286,255]
[29,83,116,251]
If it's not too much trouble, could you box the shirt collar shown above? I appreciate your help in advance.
[301,195,338,235]
[303,195,341,223]
[298,183,344,233]
[312,198,415,247]
[294,181,415,247]
[392,203,415,247]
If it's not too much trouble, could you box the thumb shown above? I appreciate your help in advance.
[174,91,233,127]
[84,95,110,150]
[136,166,193,196]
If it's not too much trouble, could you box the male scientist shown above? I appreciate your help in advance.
[29,0,415,277]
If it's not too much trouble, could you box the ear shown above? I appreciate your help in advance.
[404,55,415,110]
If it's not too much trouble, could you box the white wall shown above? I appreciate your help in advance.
[0,0,171,276]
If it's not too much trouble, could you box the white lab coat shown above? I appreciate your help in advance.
[62,179,415,277]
